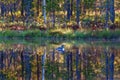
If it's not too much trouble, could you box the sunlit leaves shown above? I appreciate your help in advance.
[0,0,17,4]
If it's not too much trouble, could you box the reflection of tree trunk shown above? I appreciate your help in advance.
[79,51,81,80]
[0,51,4,69]
[66,54,70,79]
[13,54,16,71]
[70,52,73,80]
[25,54,31,80]
[86,54,88,79]
[109,53,114,80]
[51,50,55,79]
[52,10,55,27]
[66,53,73,79]
[37,54,40,80]
[0,51,4,79]
[42,50,46,80]
[105,51,108,80]
[76,49,81,80]
[83,49,88,79]
[21,52,24,80]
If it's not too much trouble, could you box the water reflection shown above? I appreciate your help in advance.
[0,44,120,80]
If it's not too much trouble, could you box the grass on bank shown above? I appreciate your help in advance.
[0,28,120,39]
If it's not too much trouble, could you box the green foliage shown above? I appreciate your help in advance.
[45,61,67,79]
[46,0,60,12]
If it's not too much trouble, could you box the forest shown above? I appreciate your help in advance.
[1,0,120,80]
[0,0,120,39]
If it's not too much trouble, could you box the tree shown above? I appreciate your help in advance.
[76,0,81,24]
[67,0,71,21]
[109,0,115,24]
[37,0,40,16]
[70,0,74,16]
[43,0,47,24]
[24,0,33,18]
[46,0,60,27]
[105,0,109,28]
[21,0,24,16]
[0,3,6,16]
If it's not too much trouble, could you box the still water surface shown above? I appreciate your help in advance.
[0,40,120,80]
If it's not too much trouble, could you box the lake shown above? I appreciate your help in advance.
[0,39,120,80]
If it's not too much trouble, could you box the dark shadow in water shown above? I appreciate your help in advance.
[0,51,6,80]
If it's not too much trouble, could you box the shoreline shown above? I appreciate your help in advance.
[0,29,120,40]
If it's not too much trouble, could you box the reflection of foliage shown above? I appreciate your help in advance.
[0,44,5,50]
[0,70,17,80]
[36,47,44,55]
[82,59,96,80]
[84,0,96,9]
[45,61,67,80]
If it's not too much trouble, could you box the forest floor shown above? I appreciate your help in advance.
[0,20,120,40]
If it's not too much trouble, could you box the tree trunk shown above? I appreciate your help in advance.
[105,51,109,80]
[10,8,14,22]
[37,54,40,80]
[67,0,71,21]
[21,52,24,80]
[21,0,24,16]
[0,5,1,16]
[1,4,5,16]
[37,0,40,16]
[70,0,73,16]
[105,0,109,28]
[76,0,80,24]
[43,0,47,24]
